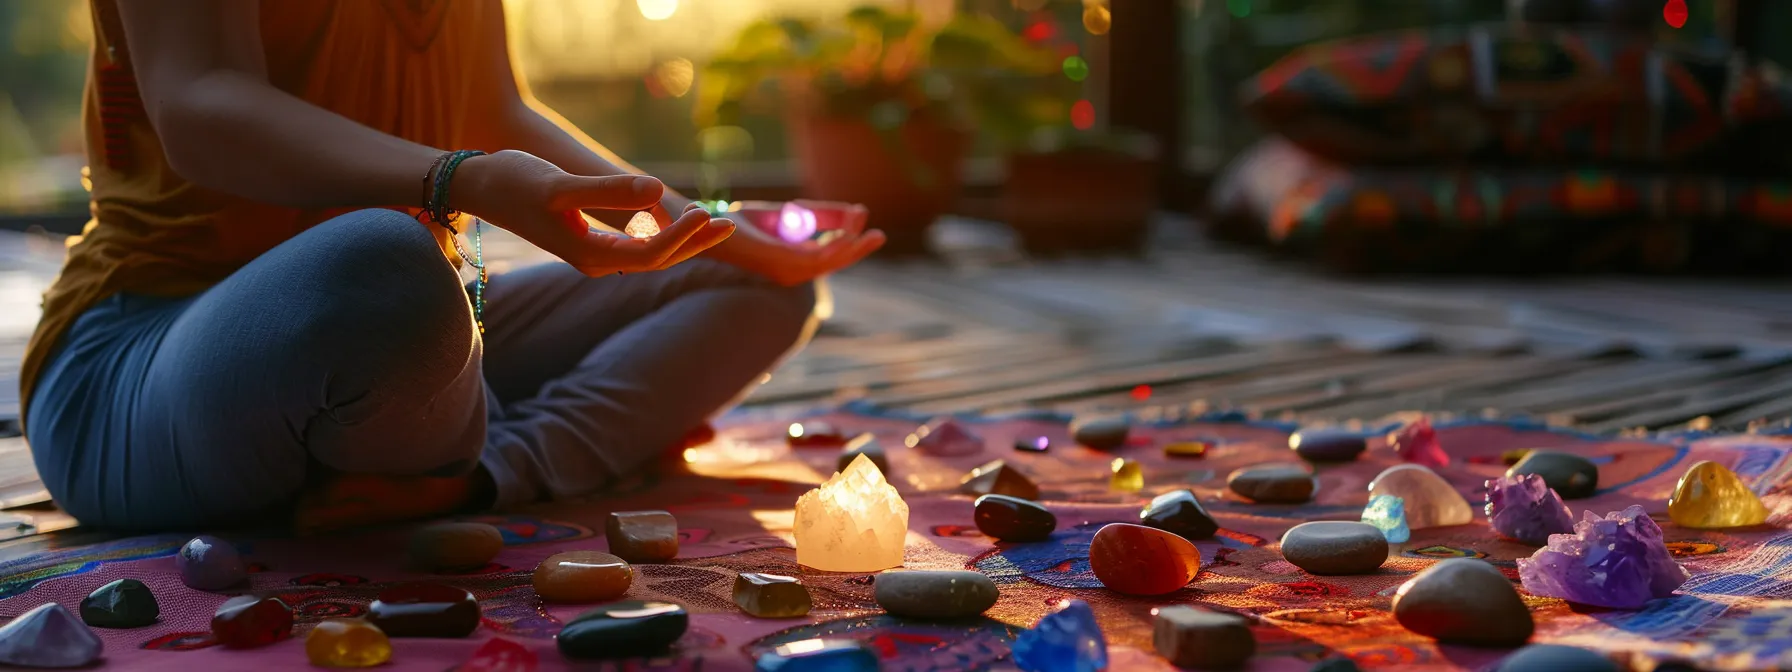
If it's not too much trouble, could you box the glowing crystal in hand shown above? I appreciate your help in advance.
[625,211,660,239]
[778,202,818,243]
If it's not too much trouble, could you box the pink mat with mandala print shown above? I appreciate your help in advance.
[1,412,1790,671]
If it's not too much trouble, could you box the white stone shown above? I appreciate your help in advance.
[1367,464,1473,529]
[795,454,909,572]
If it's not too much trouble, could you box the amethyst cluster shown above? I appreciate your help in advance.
[1516,505,1689,609]
[1485,474,1575,545]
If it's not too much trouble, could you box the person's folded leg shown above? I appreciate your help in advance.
[28,208,484,530]
[478,260,817,508]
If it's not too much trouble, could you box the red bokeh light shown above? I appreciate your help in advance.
[1024,19,1056,42]
[1663,0,1688,28]
[1130,385,1152,401]
[1071,100,1095,130]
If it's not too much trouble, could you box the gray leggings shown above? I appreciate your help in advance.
[25,208,816,531]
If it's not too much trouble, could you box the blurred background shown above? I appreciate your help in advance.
[7,0,1788,270]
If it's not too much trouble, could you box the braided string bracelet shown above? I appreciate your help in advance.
[420,149,489,333]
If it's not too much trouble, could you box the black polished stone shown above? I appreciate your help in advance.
[973,494,1056,542]
[366,583,480,638]
[1140,489,1219,541]
[557,600,688,659]
[1507,451,1600,499]
[80,578,159,628]
[1310,658,1363,672]
[1290,430,1366,463]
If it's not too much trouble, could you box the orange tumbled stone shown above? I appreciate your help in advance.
[1088,523,1202,596]
[532,551,632,604]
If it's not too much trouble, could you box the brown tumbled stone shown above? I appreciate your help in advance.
[605,511,679,563]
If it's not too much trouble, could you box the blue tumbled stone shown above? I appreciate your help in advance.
[754,638,879,672]
[1012,599,1107,672]
[1361,495,1411,543]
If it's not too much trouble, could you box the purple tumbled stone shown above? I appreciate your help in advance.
[177,535,247,591]
[1517,505,1689,609]
[0,603,103,668]
[906,418,983,456]
[1485,474,1575,546]
[1389,418,1449,468]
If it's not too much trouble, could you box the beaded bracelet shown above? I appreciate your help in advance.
[420,149,489,333]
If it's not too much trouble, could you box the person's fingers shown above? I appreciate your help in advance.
[654,220,735,269]
[559,209,588,234]
[793,200,870,236]
[844,204,870,236]
[546,174,665,212]
[628,208,717,268]
[815,229,884,276]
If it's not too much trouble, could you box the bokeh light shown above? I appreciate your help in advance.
[636,0,677,21]
[1227,0,1251,19]
[1023,17,1057,42]
[1083,3,1112,35]
[1130,384,1152,401]
[650,58,693,98]
[1063,56,1090,82]
[1071,99,1096,130]
[1662,0,1688,28]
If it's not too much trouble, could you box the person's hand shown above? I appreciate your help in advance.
[453,150,733,276]
[712,200,885,286]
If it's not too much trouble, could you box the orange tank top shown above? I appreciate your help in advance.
[22,0,500,426]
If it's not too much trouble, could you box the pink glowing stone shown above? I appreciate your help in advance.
[1389,418,1448,468]
[778,202,818,243]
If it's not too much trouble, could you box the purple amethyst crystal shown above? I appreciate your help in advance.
[1516,505,1689,609]
[1485,474,1575,545]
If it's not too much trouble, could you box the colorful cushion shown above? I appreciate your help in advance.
[1210,139,1792,273]
[1242,23,1792,168]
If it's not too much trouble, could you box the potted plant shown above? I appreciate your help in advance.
[1000,124,1160,254]
[959,30,1161,254]
[698,6,1058,253]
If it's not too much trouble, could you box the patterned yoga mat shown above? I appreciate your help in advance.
[1,409,1789,671]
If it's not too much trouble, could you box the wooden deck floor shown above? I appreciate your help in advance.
[5,217,1792,540]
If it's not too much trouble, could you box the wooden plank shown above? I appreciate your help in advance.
[914,344,1353,414]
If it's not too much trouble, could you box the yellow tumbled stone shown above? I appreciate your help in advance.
[304,619,391,668]
[1110,458,1144,493]
[1669,461,1769,529]
[1163,441,1211,459]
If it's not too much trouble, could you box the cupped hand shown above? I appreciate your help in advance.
[452,150,733,276]
[715,200,884,286]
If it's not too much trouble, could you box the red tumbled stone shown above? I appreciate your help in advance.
[211,595,293,649]
[1088,523,1202,596]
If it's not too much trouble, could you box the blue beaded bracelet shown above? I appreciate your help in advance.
[421,149,488,333]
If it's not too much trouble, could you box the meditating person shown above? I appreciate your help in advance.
[22,0,884,532]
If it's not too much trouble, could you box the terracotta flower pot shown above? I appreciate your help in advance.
[788,114,968,254]
[1003,148,1157,253]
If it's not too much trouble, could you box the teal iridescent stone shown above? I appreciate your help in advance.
[1361,495,1411,543]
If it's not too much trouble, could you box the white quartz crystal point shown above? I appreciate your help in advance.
[795,453,910,572]
[1367,464,1474,529]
